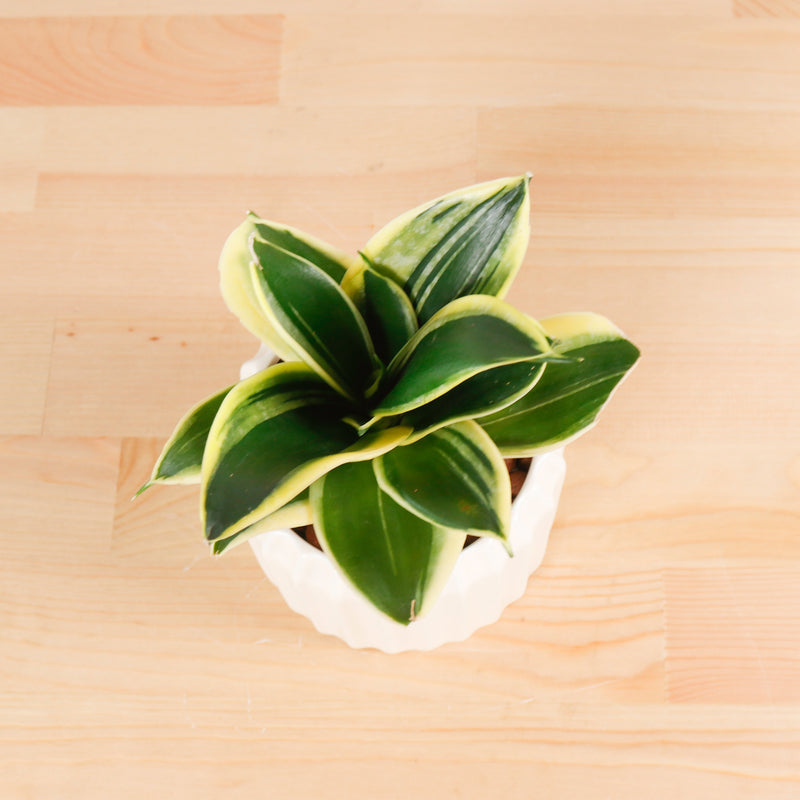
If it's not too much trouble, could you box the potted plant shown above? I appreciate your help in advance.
[138,175,639,652]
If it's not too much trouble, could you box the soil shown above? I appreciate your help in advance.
[292,457,532,551]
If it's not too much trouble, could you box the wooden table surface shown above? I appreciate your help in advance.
[2,2,799,797]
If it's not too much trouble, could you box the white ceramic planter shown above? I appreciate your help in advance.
[241,345,567,653]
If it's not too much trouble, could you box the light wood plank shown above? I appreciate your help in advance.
[519,174,800,217]
[0,15,281,105]
[0,0,733,16]
[33,168,477,245]
[400,0,733,12]
[1,696,798,799]
[0,109,45,212]
[524,215,800,269]
[0,291,226,322]
[0,317,53,435]
[283,15,800,109]
[0,210,234,307]
[551,511,800,574]
[734,0,800,16]
[0,435,120,555]
[34,170,477,214]
[479,107,800,178]
[665,567,800,703]
[113,437,209,566]
[39,106,475,176]
[44,318,253,437]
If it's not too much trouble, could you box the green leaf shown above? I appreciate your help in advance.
[375,421,511,544]
[342,259,418,366]
[311,461,466,625]
[399,360,545,442]
[480,312,640,455]
[201,362,410,542]
[138,385,232,494]
[363,175,531,323]
[370,295,553,419]
[211,490,311,555]
[249,237,382,401]
[249,212,355,284]
[218,218,300,362]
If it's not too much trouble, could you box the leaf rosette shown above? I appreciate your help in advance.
[140,176,640,624]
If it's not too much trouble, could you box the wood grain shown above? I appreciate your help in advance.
[0,109,45,212]
[38,106,475,176]
[734,0,800,16]
[34,168,478,219]
[113,437,206,564]
[0,0,733,16]
[665,567,800,703]
[0,15,281,105]
[0,435,120,556]
[282,15,800,109]
[0,318,53,435]
[1,3,799,798]
[44,318,254,436]
[517,174,800,217]
[478,107,800,178]
[0,210,235,315]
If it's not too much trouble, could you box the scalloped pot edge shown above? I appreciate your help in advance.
[241,345,566,653]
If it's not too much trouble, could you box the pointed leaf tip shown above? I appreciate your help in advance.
[363,175,531,322]
[311,460,466,623]
[375,421,511,542]
[480,312,640,456]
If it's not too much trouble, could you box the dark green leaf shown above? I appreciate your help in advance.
[202,363,356,541]
[375,421,511,543]
[249,237,382,400]
[138,385,232,494]
[249,213,354,283]
[311,461,466,624]
[480,313,640,455]
[211,490,311,555]
[201,363,409,542]
[358,266,418,366]
[371,295,552,418]
[399,360,545,440]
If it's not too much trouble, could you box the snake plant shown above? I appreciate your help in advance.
[139,176,639,624]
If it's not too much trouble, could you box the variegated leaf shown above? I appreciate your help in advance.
[370,295,554,420]
[201,362,410,542]
[341,259,418,366]
[363,175,530,323]
[211,489,311,555]
[399,360,545,443]
[375,421,511,544]
[137,384,232,494]
[249,212,355,283]
[218,218,299,362]
[249,237,383,401]
[311,461,466,625]
[480,312,640,455]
